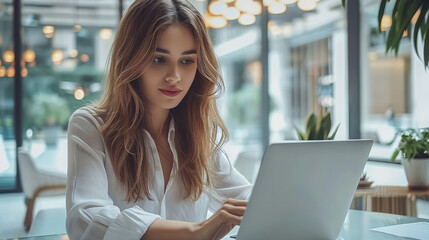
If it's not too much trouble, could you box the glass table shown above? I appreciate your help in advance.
[4,210,429,240]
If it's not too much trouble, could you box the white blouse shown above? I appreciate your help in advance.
[66,107,252,240]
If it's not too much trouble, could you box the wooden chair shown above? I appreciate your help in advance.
[17,147,66,231]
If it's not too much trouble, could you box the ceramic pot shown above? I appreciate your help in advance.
[43,126,60,146]
[401,158,429,190]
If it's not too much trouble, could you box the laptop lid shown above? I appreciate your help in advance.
[236,140,373,240]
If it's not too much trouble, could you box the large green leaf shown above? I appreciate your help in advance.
[378,0,388,33]
[413,2,429,60]
[386,0,422,56]
[294,124,306,140]
[424,25,429,68]
[305,113,317,140]
[321,112,332,139]
[328,124,340,140]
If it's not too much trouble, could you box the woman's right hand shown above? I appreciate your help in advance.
[196,198,248,240]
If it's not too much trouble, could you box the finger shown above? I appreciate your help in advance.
[221,205,246,217]
[224,198,248,206]
[218,210,243,225]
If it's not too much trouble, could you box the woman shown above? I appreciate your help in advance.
[66,0,252,239]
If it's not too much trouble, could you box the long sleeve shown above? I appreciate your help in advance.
[209,151,253,211]
[66,108,160,240]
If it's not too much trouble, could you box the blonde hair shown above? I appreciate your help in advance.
[95,0,228,202]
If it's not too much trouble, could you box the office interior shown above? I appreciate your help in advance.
[1,0,429,239]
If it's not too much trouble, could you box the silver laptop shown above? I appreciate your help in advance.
[235,140,373,240]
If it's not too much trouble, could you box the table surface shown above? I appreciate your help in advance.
[5,210,429,240]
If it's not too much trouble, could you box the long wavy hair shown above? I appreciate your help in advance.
[95,0,228,202]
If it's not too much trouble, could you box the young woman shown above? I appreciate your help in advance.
[65,0,252,239]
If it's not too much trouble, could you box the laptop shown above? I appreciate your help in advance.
[234,139,373,240]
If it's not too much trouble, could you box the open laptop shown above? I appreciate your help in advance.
[233,140,373,240]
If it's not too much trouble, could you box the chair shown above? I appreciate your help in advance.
[17,147,66,231]
[28,207,67,237]
[233,150,261,183]
[0,134,10,173]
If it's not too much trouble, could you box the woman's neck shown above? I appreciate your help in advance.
[146,108,170,140]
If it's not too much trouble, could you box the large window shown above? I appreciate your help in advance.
[0,0,119,192]
[360,1,429,161]
[0,1,16,190]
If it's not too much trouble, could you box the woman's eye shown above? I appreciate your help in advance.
[181,59,195,64]
[153,57,165,63]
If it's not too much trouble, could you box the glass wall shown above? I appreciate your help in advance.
[20,0,118,172]
[0,0,16,190]
[0,0,119,192]
[203,0,344,181]
[361,0,429,161]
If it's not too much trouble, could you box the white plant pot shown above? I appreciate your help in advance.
[43,126,60,146]
[401,158,429,190]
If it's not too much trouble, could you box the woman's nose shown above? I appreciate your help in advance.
[165,65,181,83]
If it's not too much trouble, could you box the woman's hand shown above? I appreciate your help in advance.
[197,198,248,240]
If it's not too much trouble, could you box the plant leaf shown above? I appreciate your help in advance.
[321,112,332,139]
[342,0,346,8]
[425,22,429,69]
[378,0,388,33]
[306,113,317,140]
[294,124,306,140]
[413,2,428,60]
[386,0,422,56]
[328,123,340,140]
[391,149,400,162]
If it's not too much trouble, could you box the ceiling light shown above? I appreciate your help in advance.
[268,2,286,14]
[209,1,227,15]
[6,66,15,77]
[247,1,262,15]
[70,50,78,58]
[238,13,256,25]
[74,87,85,100]
[380,15,392,31]
[207,15,228,28]
[224,7,240,20]
[281,0,297,4]
[73,25,82,32]
[80,54,90,62]
[3,50,14,63]
[23,49,36,63]
[51,50,64,65]
[100,28,113,40]
[0,66,6,77]
[297,0,317,11]
[263,0,276,7]
[42,25,54,34]
[21,67,28,77]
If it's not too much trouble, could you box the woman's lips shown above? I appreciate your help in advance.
[159,88,182,97]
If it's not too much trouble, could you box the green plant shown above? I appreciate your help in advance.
[342,0,429,69]
[31,93,71,128]
[391,128,429,162]
[295,111,340,140]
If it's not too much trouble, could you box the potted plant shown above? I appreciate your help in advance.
[295,111,340,140]
[391,128,429,190]
[30,93,71,146]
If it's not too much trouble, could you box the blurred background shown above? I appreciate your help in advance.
[1,0,429,238]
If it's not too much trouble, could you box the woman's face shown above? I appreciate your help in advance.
[140,23,198,113]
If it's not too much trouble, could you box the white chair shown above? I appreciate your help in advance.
[0,134,10,173]
[28,207,67,237]
[17,147,66,231]
[233,150,262,183]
